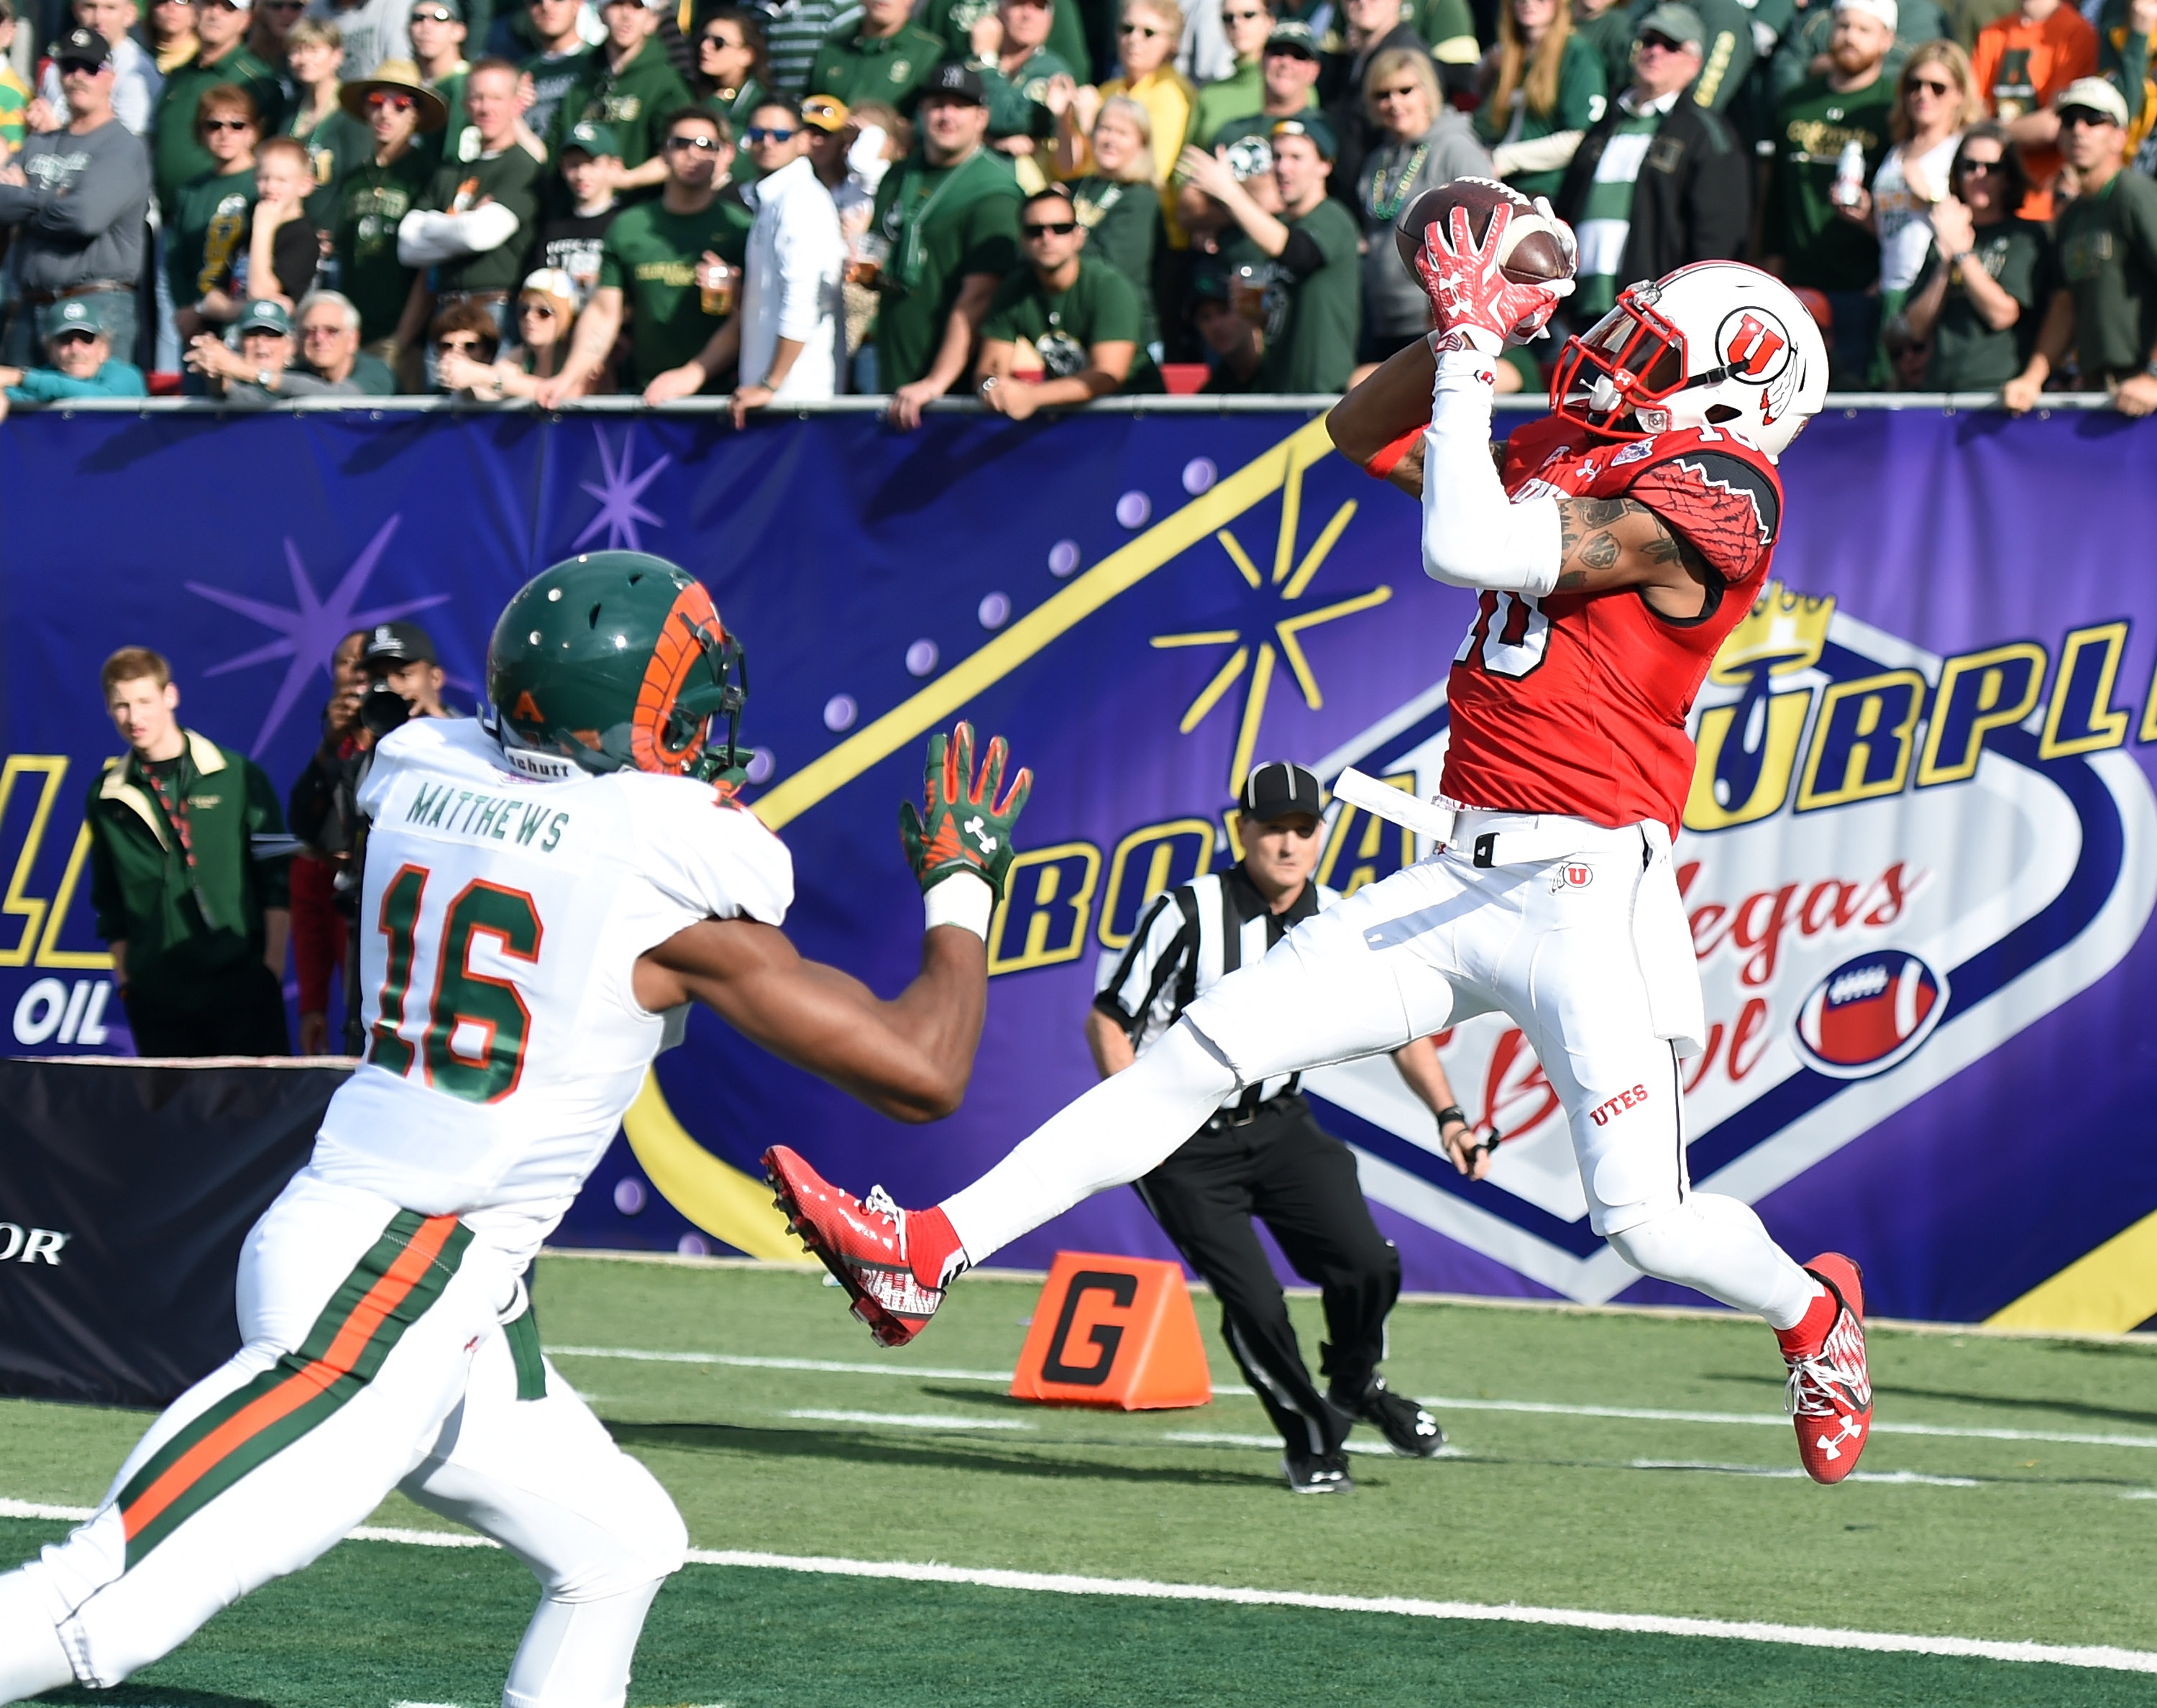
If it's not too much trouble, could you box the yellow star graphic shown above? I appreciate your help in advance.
[1149,441,1392,794]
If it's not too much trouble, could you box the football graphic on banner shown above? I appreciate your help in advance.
[1793,952,1947,1079]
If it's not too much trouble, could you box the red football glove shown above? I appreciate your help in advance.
[1412,201,1572,354]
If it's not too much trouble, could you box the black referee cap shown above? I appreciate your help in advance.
[1240,761,1322,823]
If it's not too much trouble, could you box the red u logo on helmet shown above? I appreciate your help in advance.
[1724,314,1787,378]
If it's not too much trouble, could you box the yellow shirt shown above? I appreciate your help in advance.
[1075,65,1196,247]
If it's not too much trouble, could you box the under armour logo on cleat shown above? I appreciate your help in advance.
[1813,1415,1864,1458]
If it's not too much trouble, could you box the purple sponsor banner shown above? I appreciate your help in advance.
[1,408,2153,1326]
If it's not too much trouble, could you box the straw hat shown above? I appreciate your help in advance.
[339,58,450,132]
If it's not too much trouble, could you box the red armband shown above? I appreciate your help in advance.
[1363,424,1423,482]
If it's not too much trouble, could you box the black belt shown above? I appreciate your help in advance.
[1204,1091,1301,1131]
[22,280,132,306]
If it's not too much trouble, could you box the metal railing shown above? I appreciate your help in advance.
[1,390,2127,416]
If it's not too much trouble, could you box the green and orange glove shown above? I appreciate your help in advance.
[900,722,1032,938]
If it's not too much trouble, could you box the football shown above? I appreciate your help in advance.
[1793,950,1949,1079]
[1394,178,1572,285]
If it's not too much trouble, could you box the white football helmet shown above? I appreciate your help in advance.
[1548,261,1831,459]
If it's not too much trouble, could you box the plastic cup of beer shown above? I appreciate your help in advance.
[850,233,891,288]
[698,257,736,316]
[1230,263,1267,323]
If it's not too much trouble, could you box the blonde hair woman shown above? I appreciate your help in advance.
[1360,47,1490,357]
[1857,41,1981,300]
[1067,94,1165,349]
[1474,0,1603,201]
[1056,0,1194,241]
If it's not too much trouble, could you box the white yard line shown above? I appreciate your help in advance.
[784,1408,1033,1432]
[546,1347,2157,1450]
[673,1548,2157,1673]
[1631,1461,1980,1488]
[3,1496,2145,1672]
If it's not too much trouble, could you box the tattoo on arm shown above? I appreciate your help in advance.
[1553,495,1708,589]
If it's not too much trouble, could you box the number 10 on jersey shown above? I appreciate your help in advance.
[370,863,544,1103]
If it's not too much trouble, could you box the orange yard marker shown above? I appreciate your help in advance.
[1009,1252,1212,1410]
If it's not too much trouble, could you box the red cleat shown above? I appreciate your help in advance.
[1784,1253,1872,1484]
[764,1146,945,1348]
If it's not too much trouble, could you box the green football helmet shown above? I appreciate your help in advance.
[487,552,748,782]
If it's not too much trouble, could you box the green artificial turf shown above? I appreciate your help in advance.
[4,1252,2156,1707]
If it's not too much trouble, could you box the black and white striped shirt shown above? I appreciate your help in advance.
[1093,865,1337,1114]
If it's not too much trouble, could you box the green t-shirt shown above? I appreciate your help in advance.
[423,145,544,293]
[1475,32,1606,201]
[806,21,950,115]
[981,45,1076,140]
[1912,219,2046,390]
[1070,175,1161,348]
[1576,5,1638,97]
[521,44,596,137]
[1414,0,1478,55]
[869,146,1022,388]
[169,170,258,307]
[153,44,285,218]
[1763,73,1895,293]
[1189,57,1263,147]
[2053,167,2157,379]
[289,105,373,231]
[922,0,1092,81]
[334,148,435,341]
[1237,194,1360,392]
[427,65,472,165]
[598,190,756,383]
[549,37,692,170]
[980,256,1163,390]
[1767,0,1946,102]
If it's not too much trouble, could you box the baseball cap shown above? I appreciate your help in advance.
[1635,1,1703,49]
[1240,761,1323,825]
[2055,75,2130,127]
[1270,113,1336,159]
[921,59,986,104]
[45,296,108,336]
[562,118,621,157]
[363,621,439,669]
[1830,0,1895,28]
[409,0,463,18]
[52,24,111,68]
[1263,18,1319,57]
[800,92,850,132]
[234,298,292,336]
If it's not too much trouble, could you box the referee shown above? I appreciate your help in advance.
[1089,762,1473,1494]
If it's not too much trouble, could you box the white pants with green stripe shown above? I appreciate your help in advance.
[0,1170,687,1707]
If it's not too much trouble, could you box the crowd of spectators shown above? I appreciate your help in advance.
[5,0,2157,412]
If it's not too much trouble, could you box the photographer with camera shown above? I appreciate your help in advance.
[286,620,454,1052]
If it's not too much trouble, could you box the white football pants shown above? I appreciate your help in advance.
[945,813,1820,1328]
[0,1170,687,1707]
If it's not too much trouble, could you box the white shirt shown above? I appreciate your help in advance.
[39,36,162,136]
[1872,132,1961,294]
[306,0,410,78]
[739,152,845,400]
[310,718,793,1248]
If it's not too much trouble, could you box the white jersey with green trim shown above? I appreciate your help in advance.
[308,717,792,1246]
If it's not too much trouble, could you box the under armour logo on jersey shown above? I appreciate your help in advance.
[965,814,997,854]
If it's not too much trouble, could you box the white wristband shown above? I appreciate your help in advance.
[923,869,994,940]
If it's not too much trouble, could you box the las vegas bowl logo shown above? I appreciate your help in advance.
[1794,951,1948,1080]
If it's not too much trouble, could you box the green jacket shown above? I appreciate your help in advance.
[548,37,693,170]
[807,20,951,114]
[87,731,292,1004]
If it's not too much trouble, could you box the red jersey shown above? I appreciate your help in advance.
[1439,415,1783,836]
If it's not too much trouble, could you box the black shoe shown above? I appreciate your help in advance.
[1333,1375,1444,1458]
[1282,1448,1355,1494]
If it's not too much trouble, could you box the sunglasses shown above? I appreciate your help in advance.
[366,91,416,111]
[2058,106,2114,128]
[518,300,557,316]
[52,329,100,345]
[666,132,722,150]
[1373,83,1421,98]
[1021,219,1078,236]
[744,125,797,142]
[1908,76,1953,96]
[700,28,739,43]
[1955,155,2000,175]
[436,336,484,352]
[201,116,253,130]
[1118,21,1160,35]
[58,58,104,73]
[1638,31,1684,50]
